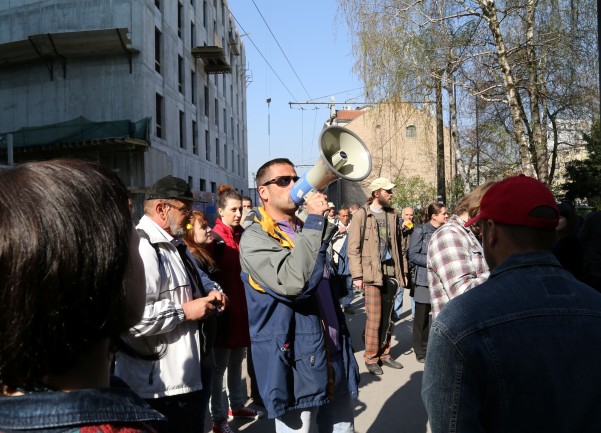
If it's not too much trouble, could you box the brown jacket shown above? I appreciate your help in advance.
[348,205,403,286]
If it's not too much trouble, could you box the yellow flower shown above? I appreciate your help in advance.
[406,221,414,229]
[186,223,193,231]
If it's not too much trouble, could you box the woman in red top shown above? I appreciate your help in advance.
[209,185,263,433]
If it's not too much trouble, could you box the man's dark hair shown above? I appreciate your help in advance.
[256,158,294,187]
[242,196,253,205]
[0,159,136,390]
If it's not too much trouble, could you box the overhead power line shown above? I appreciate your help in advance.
[250,0,312,101]
[228,8,298,101]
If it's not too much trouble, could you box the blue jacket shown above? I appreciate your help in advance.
[407,221,437,287]
[422,252,601,433]
[0,385,165,432]
[239,209,360,419]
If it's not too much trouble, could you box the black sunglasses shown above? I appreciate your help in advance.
[262,175,300,187]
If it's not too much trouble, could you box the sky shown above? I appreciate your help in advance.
[227,0,364,188]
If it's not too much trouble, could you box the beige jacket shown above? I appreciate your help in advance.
[347,205,403,286]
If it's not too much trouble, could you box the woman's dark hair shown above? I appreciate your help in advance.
[217,183,242,210]
[422,202,446,223]
[0,159,135,389]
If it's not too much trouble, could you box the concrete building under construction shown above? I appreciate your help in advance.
[0,0,248,215]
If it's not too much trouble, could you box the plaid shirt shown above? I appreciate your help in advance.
[427,214,490,318]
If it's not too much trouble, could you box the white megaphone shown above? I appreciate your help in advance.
[290,126,372,205]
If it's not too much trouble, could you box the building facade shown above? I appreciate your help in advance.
[0,0,248,215]
[327,104,453,208]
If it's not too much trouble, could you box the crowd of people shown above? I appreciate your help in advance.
[2,157,601,433]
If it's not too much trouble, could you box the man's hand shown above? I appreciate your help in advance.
[182,291,229,321]
[304,192,330,216]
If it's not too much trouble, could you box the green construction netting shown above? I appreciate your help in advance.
[0,116,150,148]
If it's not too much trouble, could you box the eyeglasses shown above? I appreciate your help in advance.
[164,202,192,216]
[262,175,300,187]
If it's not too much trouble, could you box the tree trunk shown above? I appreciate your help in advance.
[480,0,535,177]
[525,0,549,183]
[446,74,470,194]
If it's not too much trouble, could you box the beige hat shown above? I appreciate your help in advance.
[369,177,395,192]
[328,202,335,208]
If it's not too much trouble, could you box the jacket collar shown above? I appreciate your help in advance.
[490,252,562,280]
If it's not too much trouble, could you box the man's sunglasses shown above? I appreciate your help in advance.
[262,175,300,187]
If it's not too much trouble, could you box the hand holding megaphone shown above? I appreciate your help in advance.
[304,191,330,216]
[290,126,372,205]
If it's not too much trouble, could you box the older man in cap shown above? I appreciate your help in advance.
[115,175,228,433]
[422,175,601,433]
[348,177,405,375]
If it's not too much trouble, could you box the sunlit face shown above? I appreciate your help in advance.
[242,199,252,212]
[164,200,193,238]
[431,207,448,227]
[219,197,242,228]
[259,163,298,215]
[123,228,146,326]
[338,210,350,226]
[376,188,393,206]
[193,218,213,245]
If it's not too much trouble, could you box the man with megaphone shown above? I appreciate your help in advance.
[239,157,360,433]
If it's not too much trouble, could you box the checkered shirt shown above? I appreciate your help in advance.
[427,214,490,318]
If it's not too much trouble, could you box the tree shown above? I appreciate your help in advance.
[338,0,599,186]
[563,121,601,209]
[391,175,437,213]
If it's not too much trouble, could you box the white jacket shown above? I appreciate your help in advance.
[115,215,216,398]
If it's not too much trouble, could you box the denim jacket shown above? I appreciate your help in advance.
[422,252,601,433]
[0,386,166,432]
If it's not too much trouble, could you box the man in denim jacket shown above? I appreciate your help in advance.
[422,175,601,433]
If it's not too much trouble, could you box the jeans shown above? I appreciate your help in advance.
[339,275,354,308]
[210,346,247,422]
[274,357,355,433]
[392,285,415,320]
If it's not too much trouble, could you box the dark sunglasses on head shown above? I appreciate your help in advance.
[262,175,300,187]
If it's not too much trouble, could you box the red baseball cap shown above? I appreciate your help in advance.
[465,174,559,229]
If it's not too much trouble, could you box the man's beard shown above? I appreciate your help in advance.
[377,195,391,207]
[168,213,187,238]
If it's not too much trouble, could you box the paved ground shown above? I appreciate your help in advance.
[206,289,432,433]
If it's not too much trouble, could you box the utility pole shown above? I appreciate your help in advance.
[435,73,446,204]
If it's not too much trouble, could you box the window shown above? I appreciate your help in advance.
[179,111,185,148]
[205,129,210,160]
[223,108,226,133]
[191,22,195,47]
[178,56,184,94]
[155,0,160,10]
[211,181,217,194]
[200,178,206,191]
[216,137,220,165]
[214,98,219,126]
[406,125,417,139]
[224,144,228,168]
[231,149,234,173]
[178,2,183,39]
[188,176,193,190]
[203,0,207,28]
[191,70,196,105]
[204,85,209,117]
[155,93,163,138]
[192,120,198,154]
[154,28,161,73]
